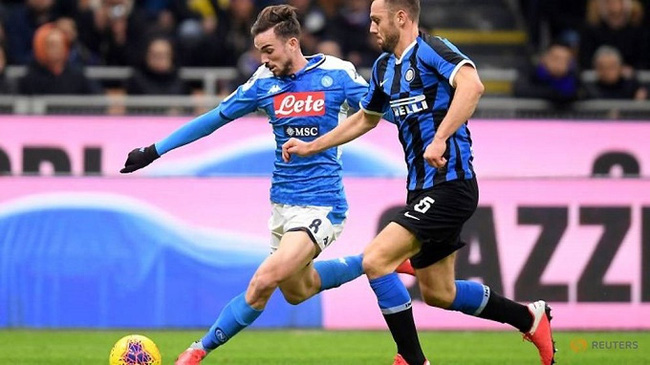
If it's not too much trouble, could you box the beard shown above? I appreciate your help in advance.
[380,25,400,53]
[270,59,293,77]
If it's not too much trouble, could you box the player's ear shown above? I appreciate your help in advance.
[396,10,406,26]
[287,37,299,51]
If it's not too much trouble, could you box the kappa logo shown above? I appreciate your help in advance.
[268,85,281,94]
[274,92,325,118]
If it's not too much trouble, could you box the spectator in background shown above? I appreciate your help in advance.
[52,0,80,18]
[18,23,102,95]
[125,36,190,95]
[332,0,379,68]
[520,0,587,53]
[167,0,219,66]
[316,39,343,58]
[287,0,319,54]
[0,45,15,94]
[203,0,256,66]
[254,0,283,6]
[167,0,221,66]
[0,14,6,49]
[4,0,56,64]
[230,43,261,90]
[75,0,150,66]
[288,0,342,55]
[584,45,647,99]
[580,0,649,69]
[55,17,102,67]
[514,42,581,103]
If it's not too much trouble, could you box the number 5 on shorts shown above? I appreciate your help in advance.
[414,197,435,213]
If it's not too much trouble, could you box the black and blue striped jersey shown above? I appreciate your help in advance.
[360,32,476,191]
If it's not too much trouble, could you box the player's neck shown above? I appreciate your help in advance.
[288,53,308,76]
[393,26,419,60]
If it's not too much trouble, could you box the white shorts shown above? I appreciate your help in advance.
[268,203,346,252]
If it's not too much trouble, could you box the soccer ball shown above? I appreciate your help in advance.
[109,334,161,365]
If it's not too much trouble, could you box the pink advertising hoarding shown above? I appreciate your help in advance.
[1,116,649,178]
[325,178,650,330]
[1,177,648,330]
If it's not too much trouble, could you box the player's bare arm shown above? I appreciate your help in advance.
[424,65,484,168]
[282,110,382,161]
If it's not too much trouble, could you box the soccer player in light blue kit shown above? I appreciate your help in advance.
[120,5,413,364]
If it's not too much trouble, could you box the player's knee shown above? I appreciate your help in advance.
[250,271,281,295]
[361,251,387,279]
[421,284,455,309]
[361,255,378,278]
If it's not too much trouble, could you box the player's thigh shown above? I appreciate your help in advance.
[363,222,422,278]
[258,230,319,284]
[278,260,318,300]
[268,203,345,254]
[267,204,344,291]
[395,179,478,269]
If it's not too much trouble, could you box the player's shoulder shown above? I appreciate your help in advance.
[419,32,443,46]
[251,64,275,80]
[417,33,464,59]
[241,64,275,91]
[317,54,369,85]
[371,52,392,69]
[318,54,359,73]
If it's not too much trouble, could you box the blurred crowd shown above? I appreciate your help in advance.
[516,0,649,103]
[0,0,381,96]
[0,0,648,103]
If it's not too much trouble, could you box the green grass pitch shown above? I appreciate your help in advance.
[0,330,648,364]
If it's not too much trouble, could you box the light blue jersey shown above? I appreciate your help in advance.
[155,54,370,223]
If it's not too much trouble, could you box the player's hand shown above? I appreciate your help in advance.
[120,144,160,173]
[423,137,447,168]
[282,138,312,162]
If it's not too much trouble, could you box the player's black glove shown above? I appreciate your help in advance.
[120,144,160,173]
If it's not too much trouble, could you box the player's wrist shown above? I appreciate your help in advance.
[309,139,324,154]
[433,133,449,142]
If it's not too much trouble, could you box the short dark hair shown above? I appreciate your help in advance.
[251,5,301,39]
[384,0,420,23]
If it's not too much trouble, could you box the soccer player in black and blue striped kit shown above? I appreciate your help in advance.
[283,1,556,364]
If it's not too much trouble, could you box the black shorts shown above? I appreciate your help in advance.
[391,177,479,269]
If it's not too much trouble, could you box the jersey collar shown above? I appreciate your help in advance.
[395,40,417,65]
[288,53,325,79]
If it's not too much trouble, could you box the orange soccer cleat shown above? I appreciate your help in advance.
[523,300,557,365]
[393,353,430,365]
[174,348,207,365]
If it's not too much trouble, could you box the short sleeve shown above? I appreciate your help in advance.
[359,54,390,116]
[339,61,369,110]
[421,36,475,88]
[218,67,264,121]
